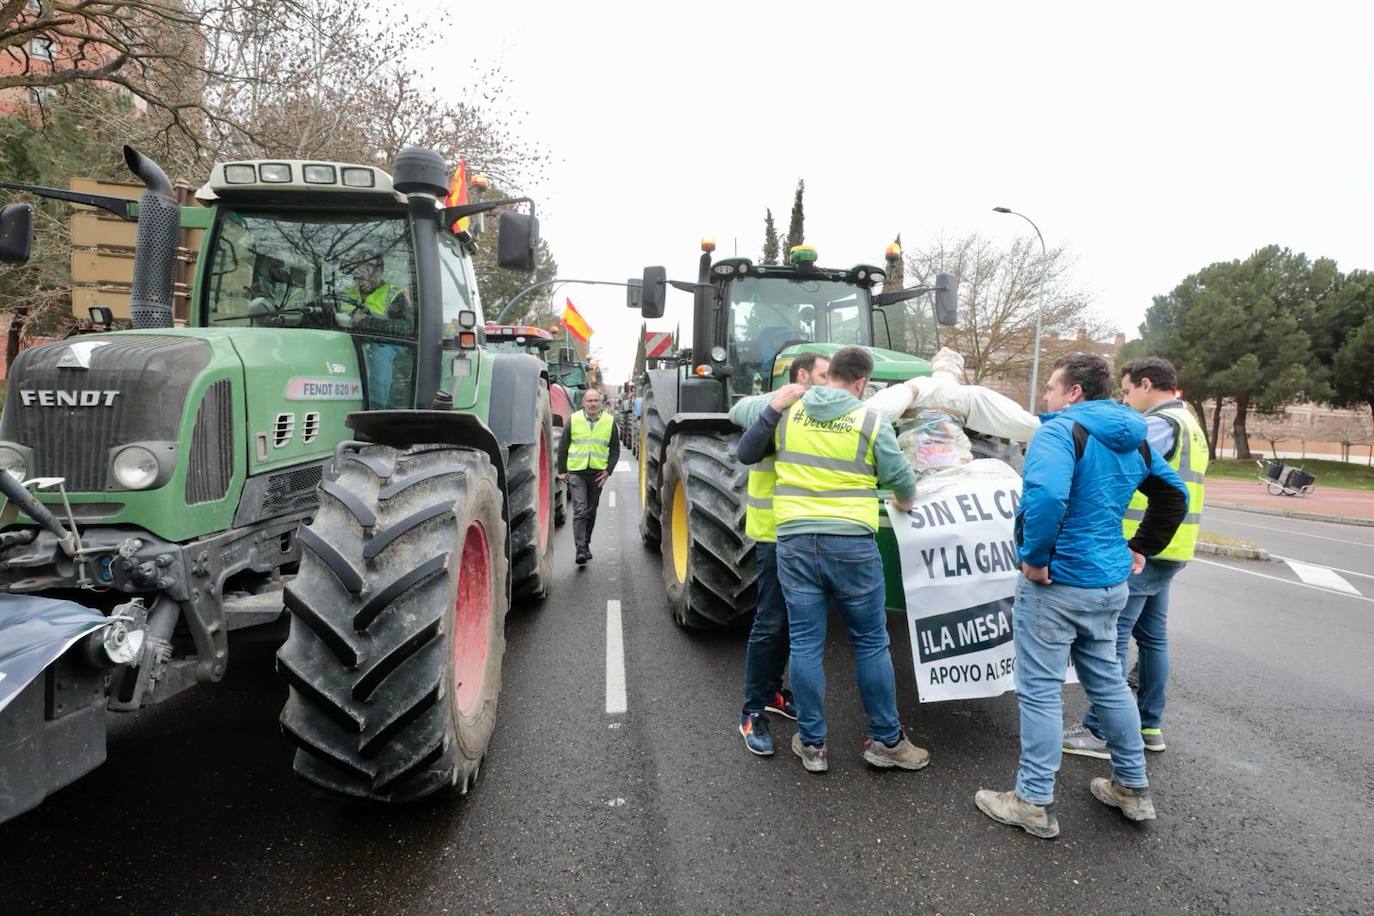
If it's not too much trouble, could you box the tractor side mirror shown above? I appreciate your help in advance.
[626,277,642,309]
[0,203,34,263]
[497,211,539,271]
[934,272,958,326]
[639,266,666,319]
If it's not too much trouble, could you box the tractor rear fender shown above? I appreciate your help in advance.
[486,352,549,447]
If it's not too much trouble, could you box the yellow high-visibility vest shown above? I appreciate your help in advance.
[347,282,395,317]
[745,457,777,543]
[568,410,614,471]
[1123,402,1207,561]
[773,401,880,532]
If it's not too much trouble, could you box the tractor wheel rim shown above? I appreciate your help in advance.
[537,428,551,552]
[671,480,688,584]
[454,522,492,717]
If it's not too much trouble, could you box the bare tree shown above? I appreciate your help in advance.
[903,232,1111,384]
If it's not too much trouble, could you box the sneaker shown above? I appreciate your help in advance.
[1089,778,1157,822]
[1141,728,1166,752]
[1062,723,1110,760]
[738,713,774,756]
[764,689,797,720]
[862,730,930,771]
[974,789,1059,839]
[791,733,828,773]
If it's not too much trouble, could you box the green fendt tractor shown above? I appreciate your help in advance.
[630,241,956,629]
[0,145,556,822]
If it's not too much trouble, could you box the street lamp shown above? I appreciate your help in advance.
[494,277,631,324]
[993,206,1048,412]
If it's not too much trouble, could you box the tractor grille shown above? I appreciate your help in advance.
[0,336,209,492]
[186,379,234,505]
[232,461,325,527]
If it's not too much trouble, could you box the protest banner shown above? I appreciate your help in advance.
[887,472,1076,701]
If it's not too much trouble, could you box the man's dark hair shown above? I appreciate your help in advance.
[1052,352,1112,401]
[1120,356,1178,392]
[788,352,826,383]
[827,346,874,384]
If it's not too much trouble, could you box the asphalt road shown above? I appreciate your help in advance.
[2,470,1370,914]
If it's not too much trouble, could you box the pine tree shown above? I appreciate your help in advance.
[785,179,805,254]
[761,209,780,265]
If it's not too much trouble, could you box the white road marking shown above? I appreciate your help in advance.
[1269,554,1374,585]
[1282,559,1360,594]
[614,462,632,474]
[609,491,616,508]
[606,599,627,714]
[1192,558,1374,604]
[1205,511,1374,549]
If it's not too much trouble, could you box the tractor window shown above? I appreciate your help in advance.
[205,210,416,341]
[437,233,484,338]
[726,277,871,396]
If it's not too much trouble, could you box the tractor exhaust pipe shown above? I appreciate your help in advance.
[123,145,178,330]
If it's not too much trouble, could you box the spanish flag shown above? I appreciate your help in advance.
[445,158,469,233]
[562,298,593,343]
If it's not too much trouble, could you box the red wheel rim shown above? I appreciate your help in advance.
[537,428,551,552]
[454,522,492,716]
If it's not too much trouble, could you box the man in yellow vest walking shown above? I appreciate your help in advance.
[558,387,619,565]
[1064,357,1206,758]
[729,353,829,756]
[735,347,928,774]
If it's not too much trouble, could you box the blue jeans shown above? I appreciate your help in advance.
[742,541,788,716]
[1084,559,1184,734]
[365,342,402,408]
[776,533,901,747]
[1013,576,1145,805]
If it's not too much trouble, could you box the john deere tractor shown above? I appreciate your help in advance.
[0,145,555,822]
[630,241,956,629]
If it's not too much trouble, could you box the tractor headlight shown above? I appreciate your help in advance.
[0,445,27,481]
[112,446,159,490]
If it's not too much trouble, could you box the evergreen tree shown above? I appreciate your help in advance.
[761,209,780,265]
[785,179,805,254]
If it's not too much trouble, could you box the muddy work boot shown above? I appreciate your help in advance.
[974,789,1060,839]
[1090,778,1157,822]
[862,730,931,771]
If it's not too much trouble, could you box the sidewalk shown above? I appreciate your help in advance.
[1205,478,1374,525]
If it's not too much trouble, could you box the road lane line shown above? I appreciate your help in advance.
[1282,559,1360,594]
[1204,512,1374,548]
[606,599,627,714]
[1271,554,1374,581]
[1193,558,1374,604]
[609,491,616,508]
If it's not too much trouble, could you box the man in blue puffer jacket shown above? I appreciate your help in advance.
[975,353,1188,839]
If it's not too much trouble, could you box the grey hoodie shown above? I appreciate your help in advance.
[730,386,917,537]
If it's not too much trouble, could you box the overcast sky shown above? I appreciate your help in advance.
[423,1,1374,384]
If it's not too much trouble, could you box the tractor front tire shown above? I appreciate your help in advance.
[659,432,758,629]
[638,386,668,551]
[509,387,556,603]
[278,444,508,803]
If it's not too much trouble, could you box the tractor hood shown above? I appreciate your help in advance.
[769,342,932,389]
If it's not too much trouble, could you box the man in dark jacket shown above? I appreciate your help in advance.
[975,353,1187,839]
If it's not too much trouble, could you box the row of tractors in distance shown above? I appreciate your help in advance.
[630,240,957,629]
[0,145,558,822]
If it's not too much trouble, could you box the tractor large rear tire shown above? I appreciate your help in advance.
[659,432,758,629]
[638,385,668,551]
[278,444,508,803]
[509,386,556,603]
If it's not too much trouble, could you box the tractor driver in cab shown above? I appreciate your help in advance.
[340,251,412,409]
